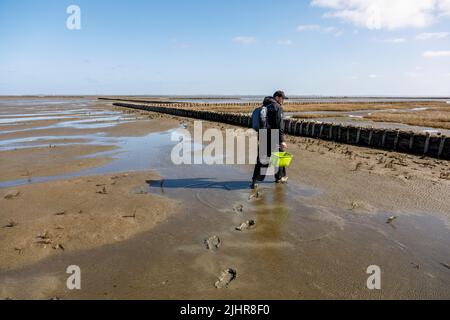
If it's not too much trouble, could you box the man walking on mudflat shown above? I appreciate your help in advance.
[251,90,288,190]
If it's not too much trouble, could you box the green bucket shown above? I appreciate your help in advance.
[271,152,293,168]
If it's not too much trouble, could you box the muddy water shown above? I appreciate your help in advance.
[1,99,449,299]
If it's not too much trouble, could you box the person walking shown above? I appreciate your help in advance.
[251,91,288,189]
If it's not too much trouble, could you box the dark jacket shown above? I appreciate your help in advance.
[263,96,285,143]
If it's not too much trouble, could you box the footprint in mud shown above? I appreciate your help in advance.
[215,269,237,289]
[204,236,221,251]
[248,191,262,201]
[3,221,18,228]
[4,190,20,200]
[96,187,108,195]
[386,216,399,224]
[440,263,450,271]
[235,220,256,232]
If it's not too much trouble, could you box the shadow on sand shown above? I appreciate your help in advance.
[146,178,272,191]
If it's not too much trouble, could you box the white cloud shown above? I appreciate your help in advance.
[416,32,449,39]
[383,38,407,43]
[232,36,256,45]
[311,0,450,30]
[297,24,321,31]
[369,74,378,78]
[423,50,450,57]
[277,39,293,46]
[439,0,450,16]
[297,24,343,36]
[323,26,338,33]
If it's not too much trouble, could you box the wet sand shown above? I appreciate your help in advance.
[1,98,449,300]
[1,172,178,271]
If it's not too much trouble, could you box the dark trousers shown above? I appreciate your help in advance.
[252,132,287,182]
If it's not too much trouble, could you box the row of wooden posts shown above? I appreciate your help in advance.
[112,102,449,160]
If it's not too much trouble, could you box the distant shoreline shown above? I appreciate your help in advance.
[1,95,449,105]
[1,95,450,100]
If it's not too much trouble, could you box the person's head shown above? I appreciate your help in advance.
[273,90,288,105]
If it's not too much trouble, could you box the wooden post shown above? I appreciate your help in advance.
[424,133,431,154]
[368,130,373,146]
[288,120,294,134]
[409,135,414,151]
[295,121,302,136]
[438,136,446,157]
[393,130,400,150]
[319,124,324,138]
[356,128,361,144]
[381,132,387,147]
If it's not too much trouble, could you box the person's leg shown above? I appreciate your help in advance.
[252,156,269,189]
[252,158,262,180]
[275,166,286,181]
[275,146,288,183]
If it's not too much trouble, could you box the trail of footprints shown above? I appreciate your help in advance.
[205,190,260,289]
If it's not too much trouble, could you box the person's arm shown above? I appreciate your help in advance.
[277,105,285,145]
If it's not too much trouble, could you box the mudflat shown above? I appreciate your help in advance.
[0,98,449,300]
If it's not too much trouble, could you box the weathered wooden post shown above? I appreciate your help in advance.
[290,120,296,134]
[393,130,400,150]
[286,120,293,134]
[424,133,431,155]
[295,121,302,136]
[409,135,414,151]
[368,129,373,146]
[438,136,446,158]
[356,128,361,144]
[443,137,450,160]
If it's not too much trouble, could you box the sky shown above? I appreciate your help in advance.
[0,0,450,96]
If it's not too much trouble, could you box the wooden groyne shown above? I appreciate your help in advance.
[112,102,450,160]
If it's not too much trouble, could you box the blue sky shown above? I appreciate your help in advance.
[1,0,450,96]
